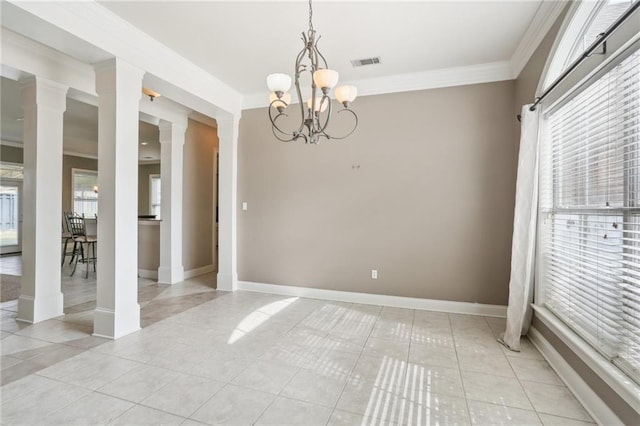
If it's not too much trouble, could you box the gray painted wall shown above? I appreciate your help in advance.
[238,80,518,306]
[138,163,161,216]
[182,118,218,271]
[0,145,23,164]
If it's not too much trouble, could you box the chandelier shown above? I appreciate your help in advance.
[266,0,358,144]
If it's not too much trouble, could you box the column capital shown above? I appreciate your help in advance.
[19,76,69,111]
[94,57,145,96]
[158,120,187,145]
[215,114,241,129]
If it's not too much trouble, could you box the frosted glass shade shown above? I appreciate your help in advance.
[335,85,358,104]
[266,73,292,93]
[313,69,339,90]
[269,92,291,109]
[307,97,328,113]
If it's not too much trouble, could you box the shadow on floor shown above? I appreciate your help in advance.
[1,271,219,385]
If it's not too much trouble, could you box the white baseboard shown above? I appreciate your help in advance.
[183,264,215,280]
[138,269,158,279]
[528,326,624,426]
[237,281,507,317]
[139,265,215,281]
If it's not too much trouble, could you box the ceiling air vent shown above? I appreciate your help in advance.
[351,57,382,68]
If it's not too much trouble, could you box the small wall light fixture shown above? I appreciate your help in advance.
[142,87,161,102]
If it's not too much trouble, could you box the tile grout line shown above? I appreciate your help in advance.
[501,326,548,424]
[249,298,324,425]
[325,304,380,425]
[449,313,473,425]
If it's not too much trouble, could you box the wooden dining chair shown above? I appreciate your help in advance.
[61,212,74,266]
[66,214,97,278]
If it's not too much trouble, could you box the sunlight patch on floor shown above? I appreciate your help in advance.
[227,297,298,344]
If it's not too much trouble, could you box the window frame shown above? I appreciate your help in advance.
[535,4,640,304]
[533,0,640,410]
[71,168,98,217]
[149,173,161,219]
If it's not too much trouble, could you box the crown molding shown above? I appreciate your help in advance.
[510,0,568,79]
[243,2,567,110]
[242,60,513,110]
[63,150,98,160]
[5,0,242,117]
[1,28,96,95]
[1,64,25,81]
[1,141,159,163]
[0,140,99,160]
[0,140,23,149]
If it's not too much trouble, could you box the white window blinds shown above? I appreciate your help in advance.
[72,169,98,218]
[540,49,640,383]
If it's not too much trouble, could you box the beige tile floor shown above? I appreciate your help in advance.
[0,258,594,425]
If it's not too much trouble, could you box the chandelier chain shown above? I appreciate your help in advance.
[308,0,314,32]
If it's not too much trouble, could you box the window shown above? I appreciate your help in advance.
[565,0,636,67]
[543,0,637,90]
[539,50,639,383]
[0,163,24,180]
[149,174,161,219]
[72,169,98,217]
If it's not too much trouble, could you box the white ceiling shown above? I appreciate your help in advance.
[1,0,549,159]
[99,1,544,98]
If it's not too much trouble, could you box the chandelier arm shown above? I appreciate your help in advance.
[305,30,320,130]
[269,111,306,143]
[297,32,309,66]
[293,38,310,136]
[321,108,359,140]
[314,36,329,69]
[270,126,296,142]
[316,95,332,134]
[293,75,307,136]
[268,106,298,139]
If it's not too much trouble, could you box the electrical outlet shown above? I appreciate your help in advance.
[242,202,248,211]
[371,269,378,279]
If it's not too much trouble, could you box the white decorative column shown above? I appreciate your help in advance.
[216,115,240,291]
[93,58,144,339]
[157,120,186,284]
[17,77,68,323]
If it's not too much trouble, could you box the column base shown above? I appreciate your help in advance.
[93,305,141,339]
[157,266,184,285]
[17,293,64,323]
[217,272,238,292]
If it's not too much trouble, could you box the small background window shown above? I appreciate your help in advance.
[150,174,161,219]
[72,169,98,217]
